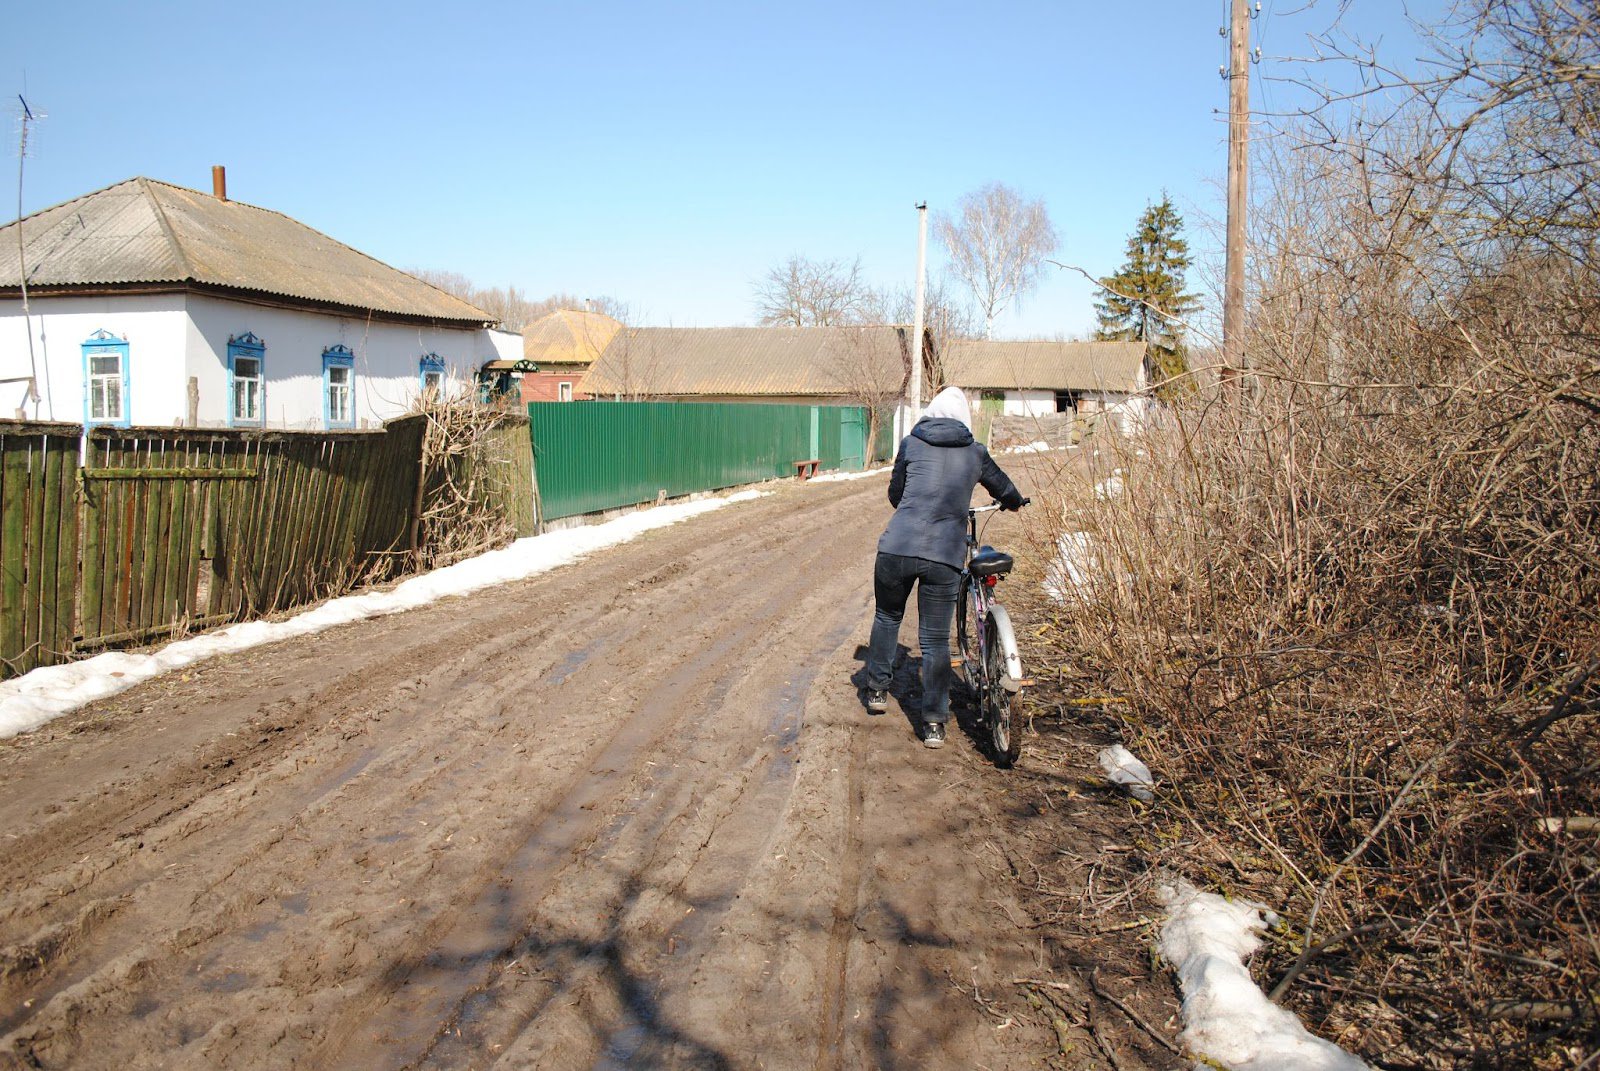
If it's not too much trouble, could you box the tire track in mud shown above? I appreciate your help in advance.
[812,708,870,1071]
[0,482,892,1070]
[586,611,862,1070]
[328,508,873,1069]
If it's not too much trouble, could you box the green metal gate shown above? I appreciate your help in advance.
[839,408,867,470]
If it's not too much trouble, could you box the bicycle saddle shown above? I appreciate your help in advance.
[969,546,1014,577]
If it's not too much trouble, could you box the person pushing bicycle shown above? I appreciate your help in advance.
[864,385,1026,748]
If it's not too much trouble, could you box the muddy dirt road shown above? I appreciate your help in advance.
[0,470,1078,1070]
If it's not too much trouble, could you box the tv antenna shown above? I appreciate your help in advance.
[11,94,48,417]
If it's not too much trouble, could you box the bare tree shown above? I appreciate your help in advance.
[594,328,668,401]
[866,276,978,389]
[753,255,874,326]
[406,269,626,333]
[934,182,1058,338]
[821,327,914,450]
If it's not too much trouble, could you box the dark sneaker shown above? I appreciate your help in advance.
[866,689,889,714]
[923,721,947,749]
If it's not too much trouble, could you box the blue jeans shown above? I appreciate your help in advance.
[865,552,960,723]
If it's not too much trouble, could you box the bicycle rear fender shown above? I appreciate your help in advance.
[986,604,1025,693]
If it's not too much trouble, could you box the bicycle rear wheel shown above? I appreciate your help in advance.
[983,620,1022,767]
[956,579,980,671]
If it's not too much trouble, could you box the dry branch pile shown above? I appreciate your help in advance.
[412,391,525,569]
[1032,4,1600,1066]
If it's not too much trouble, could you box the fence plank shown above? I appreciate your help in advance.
[52,438,78,661]
[23,437,47,671]
[81,443,106,643]
[1,438,28,673]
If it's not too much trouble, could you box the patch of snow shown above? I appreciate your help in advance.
[1098,744,1156,800]
[0,489,768,740]
[1042,531,1095,604]
[1000,441,1052,454]
[1095,474,1125,499]
[808,467,889,483]
[1157,880,1371,1071]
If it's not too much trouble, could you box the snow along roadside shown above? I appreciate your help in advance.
[0,489,767,740]
[1158,880,1371,1071]
[806,466,889,484]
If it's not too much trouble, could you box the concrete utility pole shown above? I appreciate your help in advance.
[1223,0,1252,385]
[909,202,928,419]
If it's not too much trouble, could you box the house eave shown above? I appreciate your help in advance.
[0,280,497,331]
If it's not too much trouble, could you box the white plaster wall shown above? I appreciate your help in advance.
[0,294,190,424]
[185,294,492,428]
[488,329,523,362]
[1001,390,1055,417]
[955,389,1057,418]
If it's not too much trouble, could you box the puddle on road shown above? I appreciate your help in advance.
[197,969,254,994]
[546,634,619,685]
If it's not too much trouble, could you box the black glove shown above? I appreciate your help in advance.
[1001,492,1028,512]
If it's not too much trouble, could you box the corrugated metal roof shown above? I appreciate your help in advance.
[522,310,622,365]
[579,326,912,397]
[941,340,1147,393]
[0,177,492,325]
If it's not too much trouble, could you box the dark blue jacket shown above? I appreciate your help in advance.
[877,417,1023,569]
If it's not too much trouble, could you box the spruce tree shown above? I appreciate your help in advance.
[1094,195,1200,394]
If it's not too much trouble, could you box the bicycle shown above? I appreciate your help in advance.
[955,500,1030,768]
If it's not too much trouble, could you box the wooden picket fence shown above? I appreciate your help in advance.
[0,422,81,678]
[78,418,426,650]
[0,412,534,683]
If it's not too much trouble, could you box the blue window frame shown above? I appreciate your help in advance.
[82,329,131,427]
[323,344,356,428]
[419,353,445,397]
[227,332,266,427]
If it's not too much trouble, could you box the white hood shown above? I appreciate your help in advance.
[922,386,971,429]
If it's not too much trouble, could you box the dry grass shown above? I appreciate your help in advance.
[1023,4,1600,1063]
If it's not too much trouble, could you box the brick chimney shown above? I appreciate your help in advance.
[212,165,227,202]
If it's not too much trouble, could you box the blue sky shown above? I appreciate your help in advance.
[5,1,1446,338]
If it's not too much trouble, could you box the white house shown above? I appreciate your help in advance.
[0,174,520,429]
[939,339,1152,433]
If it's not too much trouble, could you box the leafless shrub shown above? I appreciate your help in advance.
[1030,5,1600,1065]
[820,326,913,452]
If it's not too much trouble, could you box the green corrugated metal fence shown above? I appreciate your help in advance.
[871,411,897,463]
[528,401,872,521]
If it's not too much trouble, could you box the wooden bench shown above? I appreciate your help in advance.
[793,459,820,480]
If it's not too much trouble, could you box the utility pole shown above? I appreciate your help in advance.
[1222,0,1252,385]
[909,202,928,419]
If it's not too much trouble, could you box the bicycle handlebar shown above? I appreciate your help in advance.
[970,497,1030,516]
